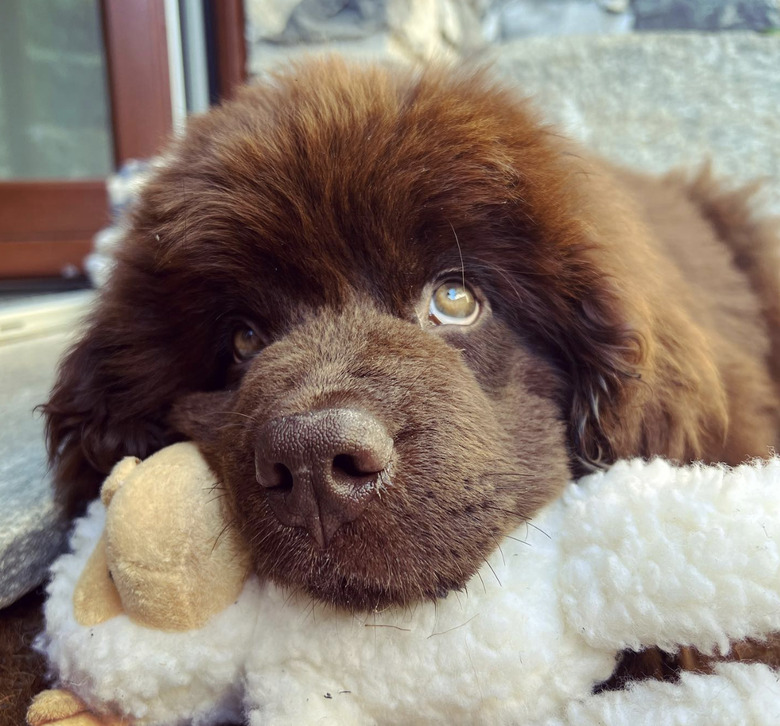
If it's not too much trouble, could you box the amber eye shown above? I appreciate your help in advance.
[428,281,480,326]
[232,324,263,362]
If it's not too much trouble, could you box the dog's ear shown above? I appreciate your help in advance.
[557,275,729,469]
[495,243,728,469]
[489,138,730,468]
[43,300,178,515]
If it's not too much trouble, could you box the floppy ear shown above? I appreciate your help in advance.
[491,143,731,468]
[495,238,728,470]
[559,272,729,469]
[558,209,733,467]
[43,295,180,516]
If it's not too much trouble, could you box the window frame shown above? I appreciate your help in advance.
[212,0,247,101]
[0,0,248,280]
[0,0,174,278]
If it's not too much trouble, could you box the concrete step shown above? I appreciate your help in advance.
[0,295,92,607]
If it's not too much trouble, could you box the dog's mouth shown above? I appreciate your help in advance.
[221,403,529,610]
[237,484,511,611]
[233,421,546,611]
[188,394,565,611]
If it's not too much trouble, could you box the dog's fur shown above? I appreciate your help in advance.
[45,59,779,614]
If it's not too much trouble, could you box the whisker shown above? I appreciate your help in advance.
[364,623,411,632]
[302,596,320,623]
[484,558,502,587]
[486,262,523,302]
[481,504,532,522]
[205,493,228,505]
[525,520,551,538]
[453,589,464,610]
[475,569,487,594]
[209,421,245,433]
[466,642,484,703]
[480,470,537,478]
[211,517,237,553]
[448,220,466,290]
[219,410,260,423]
[427,614,477,638]
[479,505,551,538]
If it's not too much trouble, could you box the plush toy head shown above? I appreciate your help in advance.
[73,442,251,631]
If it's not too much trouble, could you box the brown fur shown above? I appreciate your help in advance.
[43,58,778,620]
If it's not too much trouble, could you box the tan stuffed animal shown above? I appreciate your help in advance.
[28,442,251,726]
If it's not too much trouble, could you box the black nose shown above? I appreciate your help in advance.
[255,408,394,548]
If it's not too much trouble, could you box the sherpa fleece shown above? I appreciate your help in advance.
[38,457,780,725]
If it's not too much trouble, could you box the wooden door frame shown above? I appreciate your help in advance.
[103,0,174,163]
[0,180,109,278]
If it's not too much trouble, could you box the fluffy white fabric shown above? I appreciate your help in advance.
[541,663,780,726]
[39,502,259,726]
[39,457,780,725]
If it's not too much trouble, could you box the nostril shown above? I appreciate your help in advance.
[332,453,370,479]
[332,449,389,479]
[267,463,294,493]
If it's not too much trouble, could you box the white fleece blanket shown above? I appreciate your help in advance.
[39,457,780,725]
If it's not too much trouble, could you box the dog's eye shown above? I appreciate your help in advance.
[232,324,263,362]
[428,282,480,326]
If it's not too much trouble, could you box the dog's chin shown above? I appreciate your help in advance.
[269,551,460,613]
[233,490,521,612]
[250,527,477,612]
[300,574,459,613]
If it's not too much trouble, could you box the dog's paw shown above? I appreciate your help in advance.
[26,689,127,726]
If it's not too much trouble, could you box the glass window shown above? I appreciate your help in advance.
[0,0,113,180]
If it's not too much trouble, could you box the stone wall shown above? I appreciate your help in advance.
[245,0,779,75]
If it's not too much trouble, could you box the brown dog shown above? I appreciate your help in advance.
[45,58,779,614]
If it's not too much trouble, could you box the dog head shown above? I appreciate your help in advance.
[45,59,726,610]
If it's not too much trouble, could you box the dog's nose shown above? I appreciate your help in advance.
[255,408,394,548]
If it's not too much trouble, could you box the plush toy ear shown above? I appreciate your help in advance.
[100,455,141,507]
[73,533,124,626]
[104,443,252,630]
[73,455,142,627]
